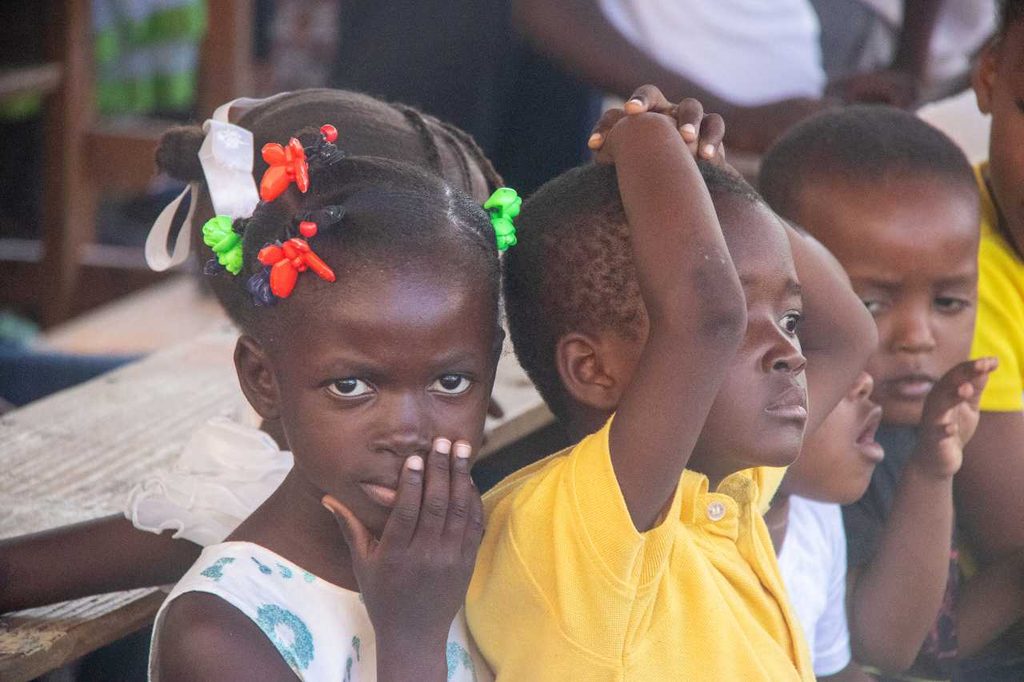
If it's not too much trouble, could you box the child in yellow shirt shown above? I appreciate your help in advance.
[467,87,877,680]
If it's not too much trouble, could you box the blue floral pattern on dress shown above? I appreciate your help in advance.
[199,557,235,581]
[251,556,273,575]
[255,603,315,672]
[446,641,477,681]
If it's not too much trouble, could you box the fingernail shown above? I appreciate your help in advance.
[434,437,452,454]
[454,442,472,459]
[626,98,643,109]
[407,455,424,471]
[702,144,716,158]
[587,133,602,148]
[680,123,696,140]
[321,499,335,513]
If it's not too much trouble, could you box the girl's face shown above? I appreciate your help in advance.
[780,372,883,505]
[689,197,808,483]
[255,259,497,536]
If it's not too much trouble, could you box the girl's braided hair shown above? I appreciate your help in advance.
[231,142,501,339]
[154,89,502,324]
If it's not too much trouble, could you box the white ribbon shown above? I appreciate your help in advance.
[145,98,261,272]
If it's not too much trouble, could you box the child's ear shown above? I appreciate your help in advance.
[234,335,282,421]
[973,40,998,114]
[555,331,635,413]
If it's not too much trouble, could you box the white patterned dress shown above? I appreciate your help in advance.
[149,541,491,681]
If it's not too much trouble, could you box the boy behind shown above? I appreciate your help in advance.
[761,106,1022,680]
[467,89,876,680]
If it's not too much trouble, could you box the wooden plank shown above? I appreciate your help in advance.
[43,275,226,356]
[0,63,61,100]
[0,591,164,682]
[83,119,170,193]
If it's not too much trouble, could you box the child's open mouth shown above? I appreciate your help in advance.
[359,482,399,507]
[855,405,885,463]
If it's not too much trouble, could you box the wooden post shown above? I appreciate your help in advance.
[197,0,254,117]
[39,0,96,326]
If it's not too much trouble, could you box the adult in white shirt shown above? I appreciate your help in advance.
[512,0,830,152]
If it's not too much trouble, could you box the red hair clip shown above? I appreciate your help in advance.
[257,238,336,299]
[260,137,309,202]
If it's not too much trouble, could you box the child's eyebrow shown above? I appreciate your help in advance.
[738,275,802,299]
[934,274,977,289]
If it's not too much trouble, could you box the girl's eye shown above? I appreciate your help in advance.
[862,299,886,315]
[935,297,970,314]
[327,378,373,398]
[430,374,473,396]
[780,312,801,335]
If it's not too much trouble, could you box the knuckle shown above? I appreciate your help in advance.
[424,498,448,518]
[448,499,470,520]
[395,503,419,524]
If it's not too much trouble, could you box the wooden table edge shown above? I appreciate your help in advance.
[0,589,165,682]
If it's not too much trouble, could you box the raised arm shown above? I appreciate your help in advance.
[847,359,995,671]
[595,100,746,531]
[785,227,878,433]
[0,515,200,613]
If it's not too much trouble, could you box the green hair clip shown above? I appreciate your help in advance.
[484,187,520,252]
[202,215,244,275]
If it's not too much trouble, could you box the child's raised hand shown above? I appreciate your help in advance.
[916,358,998,479]
[588,84,726,165]
[322,438,483,658]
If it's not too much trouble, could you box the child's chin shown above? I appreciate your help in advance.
[759,444,802,470]
[878,397,924,427]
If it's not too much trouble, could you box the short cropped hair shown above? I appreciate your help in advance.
[759,105,975,222]
[503,160,759,422]
[1000,0,1024,35]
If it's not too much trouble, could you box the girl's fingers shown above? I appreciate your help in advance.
[323,494,374,559]
[697,113,726,161]
[444,441,475,540]
[462,484,485,560]
[380,455,425,548]
[625,84,672,115]
[589,108,627,150]
[417,437,452,537]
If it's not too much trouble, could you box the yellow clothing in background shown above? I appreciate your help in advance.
[972,162,1024,412]
[467,419,813,681]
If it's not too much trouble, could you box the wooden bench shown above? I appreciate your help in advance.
[0,325,550,681]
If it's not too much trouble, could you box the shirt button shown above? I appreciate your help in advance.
[706,501,726,521]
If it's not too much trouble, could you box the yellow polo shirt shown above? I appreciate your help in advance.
[972,162,1024,412]
[466,419,813,681]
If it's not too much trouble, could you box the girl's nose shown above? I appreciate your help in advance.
[377,393,432,457]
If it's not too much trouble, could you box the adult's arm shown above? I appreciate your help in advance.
[512,0,826,151]
[0,514,200,613]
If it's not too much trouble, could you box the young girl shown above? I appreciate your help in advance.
[150,129,504,680]
[0,89,503,615]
